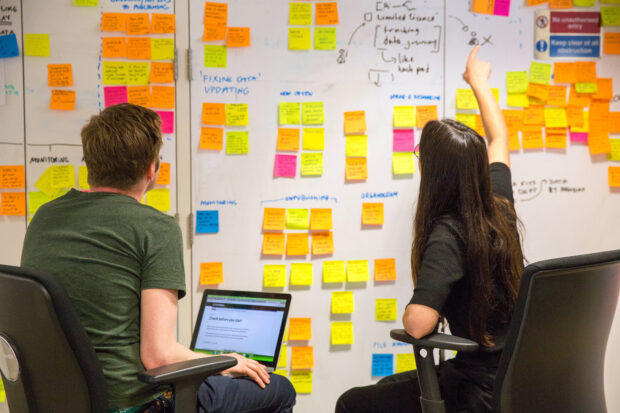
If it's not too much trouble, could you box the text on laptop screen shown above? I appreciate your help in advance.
[193,294,287,363]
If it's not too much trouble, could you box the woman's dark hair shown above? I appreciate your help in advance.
[411,119,524,347]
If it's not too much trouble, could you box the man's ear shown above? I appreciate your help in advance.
[146,161,157,180]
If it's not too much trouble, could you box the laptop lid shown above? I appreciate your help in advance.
[190,289,291,370]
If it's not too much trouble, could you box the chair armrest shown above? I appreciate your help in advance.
[390,329,479,352]
[138,355,237,385]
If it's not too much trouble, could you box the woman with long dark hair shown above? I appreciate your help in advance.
[336,46,524,413]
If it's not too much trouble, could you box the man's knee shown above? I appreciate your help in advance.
[269,373,296,409]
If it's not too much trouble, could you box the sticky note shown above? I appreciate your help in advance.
[609,140,620,161]
[264,265,287,287]
[529,62,552,85]
[0,166,25,189]
[74,0,98,5]
[204,2,228,41]
[610,166,620,187]
[524,106,544,125]
[526,83,549,102]
[589,132,612,155]
[24,34,50,57]
[151,38,174,60]
[545,128,567,149]
[34,168,54,198]
[28,192,53,215]
[155,110,174,134]
[289,28,312,50]
[345,157,367,180]
[331,321,353,345]
[553,62,576,83]
[567,107,584,128]
[374,258,397,281]
[290,263,313,286]
[226,131,249,155]
[570,116,589,142]
[146,188,170,212]
[604,32,620,54]
[396,353,416,373]
[50,90,76,111]
[392,152,415,175]
[593,78,613,100]
[568,85,591,107]
[362,202,384,225]
[302,128,324,151]
[126,14,150,35]
[344,111,366,134]
[393,106,416,127]
[456,89,478,110]
[346,135,367,157]
[290,371,312,394]
[196,210,219,233]
[549,0,572,8]
[601,7,620,26]
[150,62,175,84]
[393,129,415,152]
[455,113,476,129]
[506,93,529,108]
[126,37,151,60]
[199,262,223,285]
[286,233,309,256]
[286,208,309,230]
[347,260,369,282]
[101,13,126,32]
[127,86,151,107]
[227,27,250,47]
[315,28,337,50]
[301,153,323,176]
[276,128,299,152]
[474,114,486,137]
[47,64,73,87]
[546,85,567,107]
[279,102,301,125]
[316,2,339,25]
[302,102,324,125]
[416,105,438,128]
[331,291,354,314]
[0,192,25,216]
[291,346,314,369]
[274,154,297,178]
[372,354,394,377]
[204,45,227,68]
[151,86,175,109]
[263,208,286,230]
[202,103,226,125]
[155,162,170,185]
[127,62,150,85]
[102,37,127,59]
[311,231,333,255]
[289,3,312,25]
[575,61,597,82]
[323,260,345,283]
[289,318,311,340]
[151,13,176,34]
[262,233,285,255]
[225,103,249,126]
[522,125,544,149]
[544,108,568,128]
[506,71,528,94]
[0,33,19,58]
[575,82,597,94]
[375,299,398,321]
[310,208,332,230]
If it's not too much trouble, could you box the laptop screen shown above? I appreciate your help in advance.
[191,290,291,368]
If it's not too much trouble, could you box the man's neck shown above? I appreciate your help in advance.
[89,186,144,203]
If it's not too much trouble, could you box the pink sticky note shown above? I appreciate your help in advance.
[569,131,588,143]
[104,86,127,108]
[155,110,174,134]
[493,0,510,17]
[274,154,297,178]
[393,129,415,152]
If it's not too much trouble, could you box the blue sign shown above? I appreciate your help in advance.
[196,210,219,234]
[550,35,600,58]
[0,34,19,59]
[536,40,548,53]
[371,354,394,377]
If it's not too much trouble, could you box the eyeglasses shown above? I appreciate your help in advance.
[413,144,420,159]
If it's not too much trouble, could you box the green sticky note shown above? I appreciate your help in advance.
[456,89,478,110]
[28,192,53,215]
[225,131,249,154]
[151,38,174,60]
[575,82,597,94]
[323,260,345,283]
[601,7,620,26]
[332,291,354,314]
[346,135,367,157]
[573,0,595,6]
[393,106,415,127]
[24,34,50,57]
[289,3,312,25]
[315,27,336,50]
[225,103,249,126]
[279,102,301,125]
[205,45,227,68]
[529,62,552,85]
[102,62,128,85]
[286,208,309,229]
[127,62,150,85]
[290,263,313,286]
[302,102,324,125]
[455,113,477,129]
[608,139,620,161]
[289,28,311,50]
[506,71,528,94]
[74,0,98,5]
[347,260,369,282]
[300,153,323,176]
[302,128,325,150]
[601,0,620,3]
[506,93,529,108]
[392,152,415,175]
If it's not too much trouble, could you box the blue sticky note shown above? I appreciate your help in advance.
[0,34,19,58]
[372,354,394,377]
[196,210,219,234]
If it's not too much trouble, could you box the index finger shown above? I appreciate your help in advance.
[467,45,480,64]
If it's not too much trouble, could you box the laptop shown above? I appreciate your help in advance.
[190,289,292,372]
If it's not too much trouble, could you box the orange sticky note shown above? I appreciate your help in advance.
[0,166,25,189]
[344,111,366,135]
[604,32,620,55]
[126,14,150,35]
[127,37,151,60]
[204,2,228,41]
[345,157,367,180]
[547,85,567,107]
[589,132,612,155]
[291,346,314,369]
[151,14,175,34]
[523,106,544,125]
[474,115,486,137]
[549,0,572,9]
[156,162,171,185]
[286,233,309,256]
[277,128,300,151]
[553,62,576,84]
[545,128,567,149]
[522,125,544,149]
[262,233,285,255]
[609,166,620,187]
[151,85,175,109]
[150,62,175,84]
[593,78,613,100]
[202,103,226,125]
[526,83,549,102]
[50,90,76,111]
[575,61,596,83]
[472,0,494,14]
[568,85,591,108]
[127,86,151,107]
[0,192,26,216]
[609,112,620,134]
[200,127,224,150]
[416,105,438,128]
[47,64,73,87]
[263,208,286,230]
[567,107,584,128]
[101,13,126,32]
[316,2,338,25]
[227,27,250,47]
[527,0,548,6]
[374,258,396,281]
[311,231,334,255]
[200,262,223,285]
[102,37,127,58]
[289,318,311,340]
[362,202,384,225]
[310,208,332,230]
[503,109,523,151]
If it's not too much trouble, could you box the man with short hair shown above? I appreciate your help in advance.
[21,103,296,413]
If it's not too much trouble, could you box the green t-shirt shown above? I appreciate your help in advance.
[21,189,186,408]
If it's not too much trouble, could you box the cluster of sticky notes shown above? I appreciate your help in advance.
[321,258,396,283]
[392,106,419,175]
[288,2,338,51]
[200,102,249,154]
[199,262,224,284]
[27,164,90,216]
[196,210,219,233]
[103,85,175,110]
[102,37,174,60]
[470,0,510,16]
[286,318,313,392]
[343,110,368,180]
[203,2,250,68]
[102,13,175,34]
[46,64,76,111]
[454,89,499,139]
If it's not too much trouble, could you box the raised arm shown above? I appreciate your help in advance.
[462,46,510,168]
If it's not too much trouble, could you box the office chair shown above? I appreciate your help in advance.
[0,264,237,413]
[391,249,620,413]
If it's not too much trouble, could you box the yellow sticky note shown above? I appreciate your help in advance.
[302,128,325,150]
[323,260,345,283]
[262,233,285,255]
[151,38,174,60]
[392,152,415,175]
[277,128,300,151]
[263,208,286,230]
[264,264,287,287]
[200,262,223,285]
[506,71,528,94]
[362,202,384,225]
[393,106,416,127]
[286,208,309,230]
[344,111,366,135]
[455,113,477,129]
[24,34,50,57]
[456,89,478,110]
[289,3,312,25]
[506,93,529,108]
[609,139,620,161]
[146,188,170,212]
[273,369,288,378]
[310,208,332,230]
[347,260,369,282]
[290,371,312,394]
[315,27,337,50]
[311,231,333,255]
[289,318,311,340]
[346,135,367,157]
[289,28,312,50]
[300,153,323,176]
[102,62,128,85]
[302,102,324,125]
[375,298,398,321]
[226,131,249,155]
[278,344,288,368]
[204,45,227,68]
[331,321,354,345]
[291,346,314,369]
[575,82,597,94]
[225,103,249,126]
[332,291,354,314]
[529,62,552,85]
[28,192,53,215]
[49,165,74,189]
[374,258,397,281]
[127,62,150,85]
[396,353,416,373]
[279,102,301,125]
[544,108,568,128]
[290,263,313,286]
[601,6,620,26]
[345,157,367,180]
[286,233,309,256]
